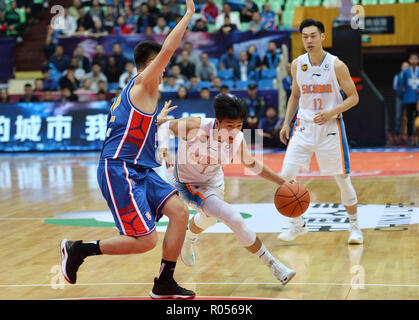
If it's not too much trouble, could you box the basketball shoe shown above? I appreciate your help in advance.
[270,258,296,285]
[60,239,85,284]
[277,216,308,241]
[150,277,196,299]
[181,230,197,266]
[348,223,363,244]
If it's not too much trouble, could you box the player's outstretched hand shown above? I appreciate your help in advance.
[280,124,290,145]
[157,148,176,168]
[185,0,195,14]
[157,100,178,126]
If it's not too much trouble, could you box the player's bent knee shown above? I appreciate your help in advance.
[162,195,189,223]
[334,174,358,206]
[131,232,158,253]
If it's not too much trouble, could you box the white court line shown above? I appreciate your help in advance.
[0,282,418,288]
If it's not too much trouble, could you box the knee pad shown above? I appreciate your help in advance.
[334,174,358,206]
[193,210,217,230]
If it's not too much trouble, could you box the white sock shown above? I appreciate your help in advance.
[348,214,358,226]
[291,216,305,227]
[254,244,274,266]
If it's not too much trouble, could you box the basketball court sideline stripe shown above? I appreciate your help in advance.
[1,282,418,288]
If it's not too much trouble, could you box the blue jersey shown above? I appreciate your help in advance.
[100,74,160,168]
[401,67,419,104]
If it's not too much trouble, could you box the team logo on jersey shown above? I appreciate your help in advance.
[324,63,330,70]
[301,64,308,72]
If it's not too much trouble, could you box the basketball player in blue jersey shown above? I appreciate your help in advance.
[60,0,197,299]
[278,19,363,244]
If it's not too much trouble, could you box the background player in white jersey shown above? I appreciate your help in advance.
[278,19,363,244]
[157,94,296,285]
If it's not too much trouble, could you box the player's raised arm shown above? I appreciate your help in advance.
[313,59,359,125]
[135,0,195,86]
[238,138,286,186]
[280,58,300,145]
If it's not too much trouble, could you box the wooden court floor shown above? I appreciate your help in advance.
[0,152,418,300]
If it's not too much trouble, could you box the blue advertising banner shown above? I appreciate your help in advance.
[0,99,214,152]
[59,30,291,62]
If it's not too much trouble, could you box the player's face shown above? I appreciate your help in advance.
[301,26,324,52]
[215,118,243,143]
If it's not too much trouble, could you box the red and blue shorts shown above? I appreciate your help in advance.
[97,159,177,237]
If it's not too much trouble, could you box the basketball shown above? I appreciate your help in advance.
[274,181,310,217]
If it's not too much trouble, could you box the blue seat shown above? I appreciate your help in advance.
[107,82,120,91]
[258,79,274,89]
[218,69,234,80]
[196,81,212,89]
[235,80,250,89]
[220,80,234,88]
[260,68,277,79]
[208,58,219,69]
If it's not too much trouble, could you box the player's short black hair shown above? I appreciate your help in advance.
[133,40,162,70]
[213,94,247,122]
[299,19,325,33]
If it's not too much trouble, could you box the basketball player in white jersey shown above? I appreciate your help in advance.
[278,19,363,244]
[157,94,296,285]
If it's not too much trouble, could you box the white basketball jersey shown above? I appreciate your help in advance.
[296,52,343,121]
[175,118,243,185]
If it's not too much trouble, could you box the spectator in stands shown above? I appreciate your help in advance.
[0,9,7,37]
[57,87,79,102]
[215,3,240,31]
[192,18,208,32]
[243,83,265,129]
[262,41,280,69]
[257,106,283,148]
[188,77,200,91]
[74,46,91,73]
[89,0,105,23]
[19,83,40,102]
[147,0,161,20]
[400,52,419,146]
[91,18,109,36]
[200,87,211,99]
[69,0,82,20]
[235,51,256,81]
[176,41,200,67]
[220,84,230,95]
[76,78,94,93]
[44,26,60,60]
[123,5,137,27]
[248,11,262,33]
[218,15,238,35]
[201,0,220,24]
[3,0,23,42]
[176,86,189,100]
[119,61,137,89]
[92,44,108,71]
[136,3,155,34]
[160,3,175,24]
[240,0,259,23]
[0,88,10,103]
[42,89,55,102]
[166,0,181,16]
[260,2,278,31]
[219,45,238,71]
[104,56,122,83]
[60,8,78,36]
[176,49,196,79]
[50,45,71,73]
[97,90,107,101]
[282,62,292,104]
[393,61,410,145]
[160,75,178,92]
[83,62,108,92]
[196,52,218,82]
[211,77,222,91]
[103,5,116,33]
[77,7,94,31]
[247,44,261,70]
[41,67,58,91]
[34,79,44,92]
[112,15,132,34]
[112,43,128,76]
[171,64,187,87]
[59,66,80,92]
[153,16,171,35]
